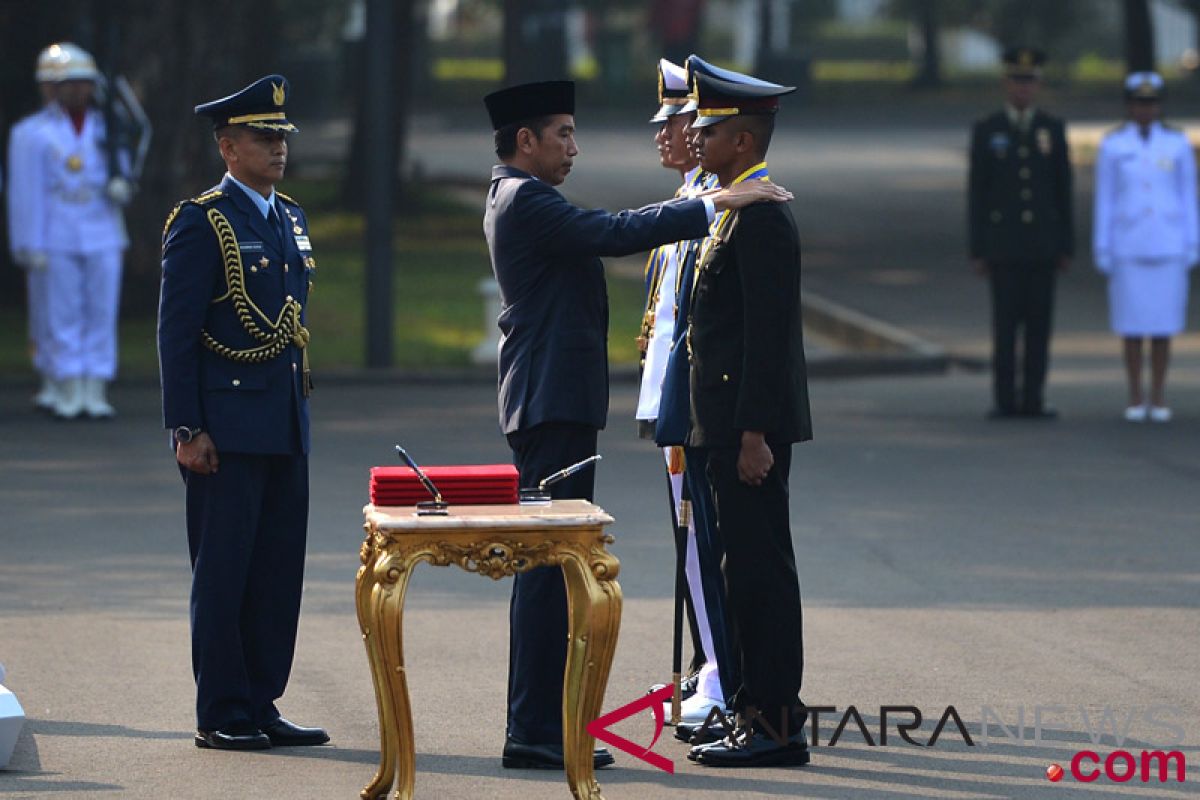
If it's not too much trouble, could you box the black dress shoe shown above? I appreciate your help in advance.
[693,727,810,768]
[194,727,271,750]
[260,717,329,747]
[986,407,1018,419]
[1021,405,1058,419]
[676,711,735,744]
[501,737,614,770]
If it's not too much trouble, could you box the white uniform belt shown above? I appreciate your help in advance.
[52,187,96,204]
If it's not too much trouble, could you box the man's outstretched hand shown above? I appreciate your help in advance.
[710,181,793,211]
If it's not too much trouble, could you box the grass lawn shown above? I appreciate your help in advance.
[0,180,648,378]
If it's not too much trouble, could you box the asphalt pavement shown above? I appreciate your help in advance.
[2,112,1200,799]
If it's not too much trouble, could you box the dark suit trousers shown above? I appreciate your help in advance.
[504,422,598,744]
[683,446,741,703]
[705,441,804,732]
[989,262,1057,412]
[183,452,308,731]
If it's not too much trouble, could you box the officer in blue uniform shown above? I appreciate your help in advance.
[158,74,327,752]
[482,79,790,769]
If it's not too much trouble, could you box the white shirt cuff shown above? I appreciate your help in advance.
[701,196,716,223]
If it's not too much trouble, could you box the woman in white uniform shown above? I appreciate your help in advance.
[1093,72,1197,422]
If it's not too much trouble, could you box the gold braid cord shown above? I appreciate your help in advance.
[200,208,310,372]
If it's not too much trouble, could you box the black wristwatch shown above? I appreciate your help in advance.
[173,426,202,444]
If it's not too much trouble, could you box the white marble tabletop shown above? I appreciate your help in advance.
[364,499,614,532]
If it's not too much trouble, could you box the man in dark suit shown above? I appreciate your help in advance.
[685,68,812,768]
[968,47,1074,418]
[158,75,327,752]
[482,79,790,769]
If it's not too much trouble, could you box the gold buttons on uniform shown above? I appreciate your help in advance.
[1018,146,1029,158]
[232,379,241,387]
[721,374,729,382]
[1021,188,1032,200]
[285,295,293,303]
[1019,167,1031,180]
[1021,210,1034,223]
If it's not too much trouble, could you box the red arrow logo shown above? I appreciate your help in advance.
[586,683,675,774]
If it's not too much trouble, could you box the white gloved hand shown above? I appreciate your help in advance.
[24,251,48,271]
[106,176,134,206]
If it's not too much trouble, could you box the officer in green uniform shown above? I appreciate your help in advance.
[968,47,1074,418]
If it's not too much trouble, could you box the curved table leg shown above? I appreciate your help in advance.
[358,547,420,800]
[560,536,623,800]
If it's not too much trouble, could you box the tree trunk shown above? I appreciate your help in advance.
[912,0,942,88]
[342,0,416,211]
[504,0,568,84]
[1123,0,1155,73]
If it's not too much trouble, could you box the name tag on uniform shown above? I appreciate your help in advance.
[294,235,312,252]
[238,241,264,252]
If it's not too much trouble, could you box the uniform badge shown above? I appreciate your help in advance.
[66,154,83,172]
[989,131,1009,157]
[294,235,312,252]
[1036,128,1052,155]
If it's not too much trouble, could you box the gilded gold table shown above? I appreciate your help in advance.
[357,500,622,800]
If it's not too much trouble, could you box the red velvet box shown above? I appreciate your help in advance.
[369,464,519,506]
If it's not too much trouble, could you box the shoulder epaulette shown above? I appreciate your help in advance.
[276,191,300,206]
[162,190,226,241]
[192,189,225,205]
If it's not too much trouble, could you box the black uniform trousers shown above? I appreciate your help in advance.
[704,440,804,733]
[683,446,741,703]
[504,421,598,744]
[182,452,308,731]
[989,260,1057,413]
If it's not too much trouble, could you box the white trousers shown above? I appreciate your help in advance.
[44,250,124,380]
[25,267,52,376]
[664,448,724,703]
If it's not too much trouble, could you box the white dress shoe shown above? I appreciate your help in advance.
[665,694,727,725]
[82,377,116,419]
[1123,405,1147,422]
[1148,406,1172,423]
[32,377,59,411]
[53,377,85,419]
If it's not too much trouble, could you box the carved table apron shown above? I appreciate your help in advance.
[357,500,622,800]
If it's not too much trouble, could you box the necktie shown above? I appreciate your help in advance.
[269,204,286,246]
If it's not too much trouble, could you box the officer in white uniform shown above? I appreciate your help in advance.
[636,58,728,725]
[6,44,70,412]
[13,43,130,419]
[1093,72,1197,422]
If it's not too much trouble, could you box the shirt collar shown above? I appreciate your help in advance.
[225,172,277,219]
[1005,105,1036,128]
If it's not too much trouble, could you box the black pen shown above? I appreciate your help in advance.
[539,455,602,491]
[394,445,444,505]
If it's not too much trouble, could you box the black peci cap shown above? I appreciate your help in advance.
[484,80,575,130]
